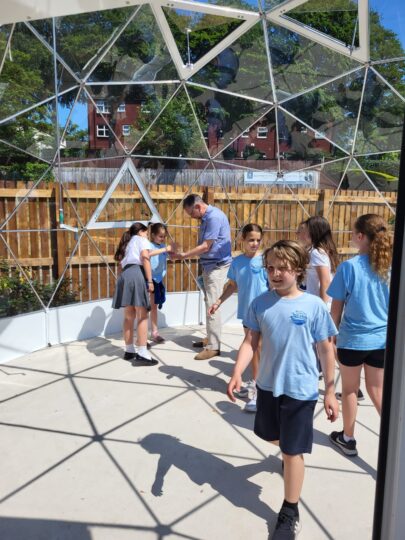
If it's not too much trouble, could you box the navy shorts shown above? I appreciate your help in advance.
[337,348,385,368]
[254,387,317,455]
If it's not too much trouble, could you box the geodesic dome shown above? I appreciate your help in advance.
[0,0,404,318]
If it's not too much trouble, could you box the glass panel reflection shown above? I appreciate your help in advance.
[355,69,405,154]
[162,6,244,67]
[267,22,359,100]
[282,69,365,152]
[370,0,405,61]
[90,4,178,83]
[0,24,55,122]
[187,83,271,157]
[134,86,209,158]
[285,0,359,48]
[0,25,11,65]
[189,0,259,11]
[373,61,405,99]
[356,153,400,192]
[191,21,272,102]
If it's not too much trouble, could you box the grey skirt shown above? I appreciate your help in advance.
[112,264,151,310]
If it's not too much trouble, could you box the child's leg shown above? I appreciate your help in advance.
[136,307,148,347]
[364,364,384,415]
[150,298,159,335]
[123,306,136,346]
[339,363,363,437]
[282,453,305,503]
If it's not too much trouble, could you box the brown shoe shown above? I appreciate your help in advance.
[194,349,220,360]
[192,337,208,348]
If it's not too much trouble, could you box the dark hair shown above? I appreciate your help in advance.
[263,240,309,286]
[150,222,167,237]
[303,216,339,273]
[241,223,263,239]
[114,222,148,262]
[183,193,204,209]
[354,214,391,280]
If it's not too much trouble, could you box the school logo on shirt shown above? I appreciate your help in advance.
[290,311,308,326]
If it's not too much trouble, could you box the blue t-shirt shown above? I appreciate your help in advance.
[227,254,268,321]
[245,291,337,401]
[327,254,389,350]
[199,205,232,271]
[150,242,167,283]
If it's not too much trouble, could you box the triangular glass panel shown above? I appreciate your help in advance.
[134,86,209,159]
[190,21,272,102]
[57,158,126,228]
[0,230,62,316]
[0,100,57,162]
[48,229,116,306]
[0,25,12,70]
[0,23,56,122]
[354,70,405,154]
[264,0,289,9]
[315,157,350,189]
[162,6,244,67]
[372,61,405,100]
[217,107,277,164]
[285,0,359,49]
[58,87,124,161]
[85,159,162,230]
[344,159,378,191]
[369,0,405,61]
[187,83,271,157]
[356,153,400,193]
[33,7,134,79]
[277,108,346,168]
[267,21,359,101]
[86,83,178,153]
[90,4,179,83]
[282,69,365,152]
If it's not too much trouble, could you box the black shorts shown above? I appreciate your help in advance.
[337,348,385,368]
[254,387,317,455]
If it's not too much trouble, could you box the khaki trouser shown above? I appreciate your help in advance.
[202,264,230,351]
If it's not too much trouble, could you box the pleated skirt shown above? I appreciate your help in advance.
[112,264,151,310]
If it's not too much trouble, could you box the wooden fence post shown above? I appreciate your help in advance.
[54,182,66,279]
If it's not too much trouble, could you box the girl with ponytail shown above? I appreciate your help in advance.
[112,222,174,366]
[327,214,392,457]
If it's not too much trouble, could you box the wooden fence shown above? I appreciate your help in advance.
[0,180,397,306]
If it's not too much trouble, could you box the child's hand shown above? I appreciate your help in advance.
[227,374,242,402]
[147,281,154,293]
[324,392,339,422]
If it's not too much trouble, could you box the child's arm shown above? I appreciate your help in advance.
[149,243,177,257]
[227,329,260,402]
[315,266,332,303]
[317,338,339,422]
[208,279,237,315]
[330,298,344,328]
[141,249,154,293]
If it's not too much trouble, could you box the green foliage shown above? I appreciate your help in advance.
[0,259,80,318]
[0,161,53,183]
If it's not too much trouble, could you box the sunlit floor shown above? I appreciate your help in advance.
[0,326,379,540]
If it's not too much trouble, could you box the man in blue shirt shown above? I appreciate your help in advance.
[175,194,231,360]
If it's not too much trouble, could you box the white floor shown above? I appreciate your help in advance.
[0,326,379,539]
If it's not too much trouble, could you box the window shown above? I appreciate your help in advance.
[96,124,109,138]
[257,127,268,138]
[122,125,131,136]
[117,103,126,113]
[241,130,249,138]
[95,100,111,114]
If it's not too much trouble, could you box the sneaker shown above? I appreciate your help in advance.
[272,506,301,539]
[192,338,208,348]
[244,397,257,413]
[123,351,136,361]
[329,430,358,456]
[194,349,220,360]
[132,354,158,367]
[335,389,365,402]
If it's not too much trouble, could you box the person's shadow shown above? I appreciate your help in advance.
[140,433,278,535]
[159,365,227,393]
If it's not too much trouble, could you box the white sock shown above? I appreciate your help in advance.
[125,344,135,353]
[137,346,151,360]
[343,433,355,442]
[135,345,138,354]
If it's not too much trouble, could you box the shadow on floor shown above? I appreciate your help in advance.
[215,400,256,430]
[159,365,227,393]
[140,433,278,534]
